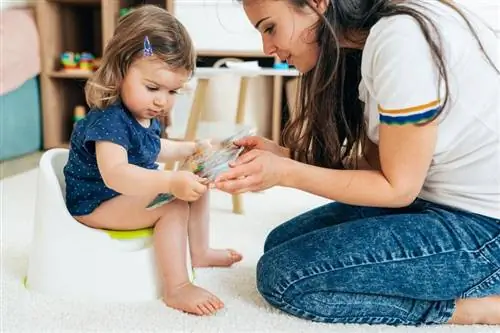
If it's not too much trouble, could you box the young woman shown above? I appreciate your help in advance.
[215,0,500,325]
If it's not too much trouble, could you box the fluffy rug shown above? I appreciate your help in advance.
[1,169,497,333]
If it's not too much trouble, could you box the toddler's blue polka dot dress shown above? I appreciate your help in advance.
[63,102,161,216]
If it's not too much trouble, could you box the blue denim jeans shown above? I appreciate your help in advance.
[256,199,500,325]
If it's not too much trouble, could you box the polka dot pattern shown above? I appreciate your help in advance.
[63,103,161,216]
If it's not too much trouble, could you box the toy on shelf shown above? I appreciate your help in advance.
[146,127,256,210]
[60,52,97,73]
[79,53,95,71]
[60,52,80,71]
[73,105,86,124]
[120,8,131,17]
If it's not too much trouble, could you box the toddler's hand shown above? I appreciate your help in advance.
[169,170,208,202]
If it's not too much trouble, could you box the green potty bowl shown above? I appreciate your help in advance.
[103,227,154,240]
[101,227,196,282]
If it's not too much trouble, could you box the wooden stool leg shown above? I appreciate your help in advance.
[232,194,243,214]
[235,77,249,124]
[231,77,249,214]
[163,78,209,171]
[185,78,209,141]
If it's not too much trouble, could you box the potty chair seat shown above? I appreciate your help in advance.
[25,148,193,302]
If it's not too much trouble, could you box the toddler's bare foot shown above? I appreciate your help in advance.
[192,248,243,267]
[449,295,500,325]
[164,282,224,316]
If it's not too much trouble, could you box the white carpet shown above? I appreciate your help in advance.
[1,169,498,333]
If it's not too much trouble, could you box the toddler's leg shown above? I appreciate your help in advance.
[188,192,242,267]
[76,195,223,316]
[154,200,224,316]
[76,193,174,230]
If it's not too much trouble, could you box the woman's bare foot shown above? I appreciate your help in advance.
[449,295,500,324]
[164,282,224,316]
[192,248,243,267]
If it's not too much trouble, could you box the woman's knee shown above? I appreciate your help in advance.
[256,251,284,306]
[263,226,283,253]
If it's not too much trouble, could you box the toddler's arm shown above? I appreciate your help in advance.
[96,141,174,196]
[158,139,196,162]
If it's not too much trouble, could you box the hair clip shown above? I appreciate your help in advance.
[143,36,153,57]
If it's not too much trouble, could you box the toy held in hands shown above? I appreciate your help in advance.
[146,127,256,210]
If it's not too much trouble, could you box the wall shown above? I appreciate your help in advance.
[174,1,262,52]
[0,0,35,11]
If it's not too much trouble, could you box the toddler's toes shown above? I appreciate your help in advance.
[197,303,213,316]
[209,295,224,310]
[228,249,243,263]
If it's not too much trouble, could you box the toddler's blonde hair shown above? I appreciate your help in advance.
[85,5,196,111]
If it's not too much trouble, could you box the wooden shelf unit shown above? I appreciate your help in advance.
[37,0,294,149]
[37,0,174,149]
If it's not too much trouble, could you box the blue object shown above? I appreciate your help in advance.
[0,77,42,161]
[143,36,153,57]
[256,198,500,325]
[273,62,289,69]
[64,103,161,216]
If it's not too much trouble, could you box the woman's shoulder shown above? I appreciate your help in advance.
[365,2,496,58]
[361,14,434,81]
[364,14,426,55]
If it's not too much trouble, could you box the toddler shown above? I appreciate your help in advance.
[63,5,242,316]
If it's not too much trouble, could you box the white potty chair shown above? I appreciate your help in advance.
[25,148,193,302]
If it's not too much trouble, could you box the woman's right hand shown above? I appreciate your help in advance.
[233,136,289,158]
[168,171,208,202]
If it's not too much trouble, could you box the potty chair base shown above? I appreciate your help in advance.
[25,148,193,302]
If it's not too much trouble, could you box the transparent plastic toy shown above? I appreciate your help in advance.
[146,127,256,210]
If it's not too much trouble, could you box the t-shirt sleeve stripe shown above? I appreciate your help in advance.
[378,99,441,125]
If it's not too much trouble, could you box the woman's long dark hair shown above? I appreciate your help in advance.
[243,0,498,169]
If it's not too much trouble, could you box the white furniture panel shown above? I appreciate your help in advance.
[175,0,263,52]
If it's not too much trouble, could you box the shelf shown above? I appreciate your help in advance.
[196,50,272,58]
[42,2,103,77]
[47,0,100,5]
[50,71,93,79]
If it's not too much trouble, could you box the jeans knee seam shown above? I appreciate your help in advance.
[308,294,409,313]
[473,233,500,268]
[462,267,500,298]
[279,299,412,325]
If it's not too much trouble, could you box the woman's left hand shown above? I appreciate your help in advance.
[214,149,290,194]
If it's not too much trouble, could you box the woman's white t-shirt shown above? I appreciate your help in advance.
[359,1,499,219]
